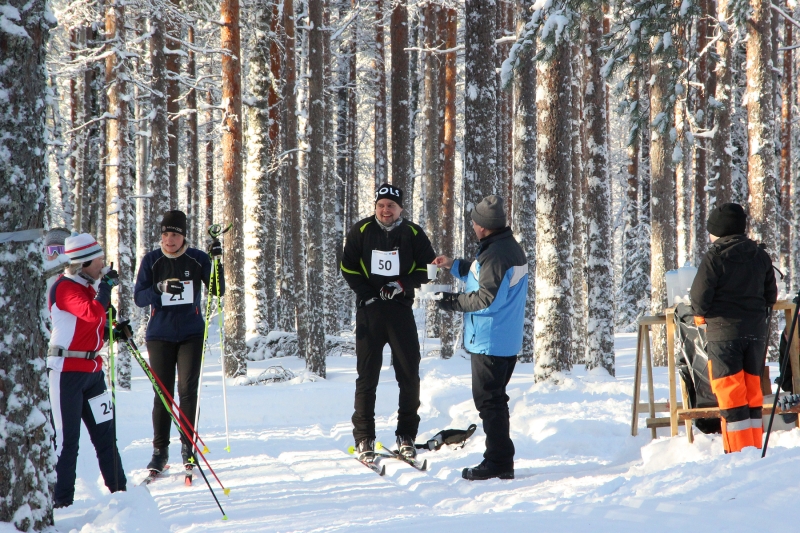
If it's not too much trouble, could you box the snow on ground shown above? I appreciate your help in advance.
[51,325,800,533]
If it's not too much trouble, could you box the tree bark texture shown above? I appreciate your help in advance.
[711,0,733,205]
[0,0,55,527]
[693,0,712,266]
[166,2,181,209]
[373,0,388,185]
[570,43,585,366]
[779,9,792,282]
[534,40,574,382]
[221,0,247,377]
[150,14,171,247]
[187,24,200,243]
[390,0,411,194]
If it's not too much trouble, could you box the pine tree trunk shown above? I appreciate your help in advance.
[245,0,276,339]
[571,42,585,366]
[221,0,247,377]
[391,0,411,194]
[649,41,677,367]
[150,13,171,245]
[534,39,573,382]
[204,88,215,233]
[166,5,181,208]
[105,0,132,389]
[269,0,283,331]
[583,9,614,375]
[693,0,712,265]
[712,0,733,205]
[745,0,777,255]
[779,10,792,283]
[674,81,691,266]
[511,0,536,364]
[373,0,388,184]
[496,0,514,203]
[0,0,55,526]
[307,0,327,376]
[464,0,497,254]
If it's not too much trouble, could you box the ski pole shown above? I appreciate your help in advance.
[763,292,800,457]
[194,252,218,448]
[195,461,228,520]
[108,305,119,493]
[214,256,231,452]
[120,335,229,494]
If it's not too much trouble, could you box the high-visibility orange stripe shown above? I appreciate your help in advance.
[750,426,763,449]
[721,418,756,453]
[708,362,748,410]
[743,372,764,408]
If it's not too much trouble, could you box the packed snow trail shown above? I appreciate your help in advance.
[48,331,800,533]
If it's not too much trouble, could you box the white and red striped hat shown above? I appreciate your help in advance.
[64,233,104,264]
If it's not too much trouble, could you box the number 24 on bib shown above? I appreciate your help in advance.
[371,250,399,276]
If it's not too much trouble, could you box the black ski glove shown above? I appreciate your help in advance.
[112,319,133,340]
[435,292,459,311]
[157,278,184,295]
[379,281,404,300]
[209,238,223,258]
[102,268,120,288]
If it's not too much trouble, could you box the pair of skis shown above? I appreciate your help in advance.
[140,463,195,487]
[349,442,428,476]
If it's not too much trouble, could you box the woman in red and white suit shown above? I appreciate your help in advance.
[48,233,126,508]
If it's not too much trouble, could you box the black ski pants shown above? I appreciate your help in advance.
[147,336,204,449]
[471,352,516,469]
[49,369,126,504]
[352,300,421,443]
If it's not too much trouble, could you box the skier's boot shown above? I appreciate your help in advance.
[181,442,197,467]
[461,459,514,481]
[146,447,169,473]
[396,435,417,459]
[355,438,376,463]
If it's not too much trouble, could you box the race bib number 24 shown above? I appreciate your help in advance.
[371,250,400,276]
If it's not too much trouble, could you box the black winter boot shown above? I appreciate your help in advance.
[461,459,514,481]
[355,438,376,463]
[396,435,417,459]
[181,442,197,467]
[147,447,169,473]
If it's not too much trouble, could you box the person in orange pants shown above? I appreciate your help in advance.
[690,203,777,453]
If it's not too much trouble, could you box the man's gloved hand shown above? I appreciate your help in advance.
[693,316,706,327]
[102,268,120,288]
[379,281,404,300]
[157,278,185,295]
[358,297,378,308]
[209,238,223,258]
[435,292,459,311]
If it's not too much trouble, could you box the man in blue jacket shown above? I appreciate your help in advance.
[433,195,528,480]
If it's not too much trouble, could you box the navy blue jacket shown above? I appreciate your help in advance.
[134,245,224,342]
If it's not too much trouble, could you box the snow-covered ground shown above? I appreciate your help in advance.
[41,324,800,533]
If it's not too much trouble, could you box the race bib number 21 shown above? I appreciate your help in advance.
[371,250,400,276]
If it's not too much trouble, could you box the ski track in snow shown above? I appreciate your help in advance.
[47,329,800,533]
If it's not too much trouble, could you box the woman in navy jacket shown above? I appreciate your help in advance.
[134,210,224,472]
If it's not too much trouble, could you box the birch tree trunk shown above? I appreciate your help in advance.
[105,0,132,389]
[221,0,247,377]
[582,6,614,375]
[511,0,536,364]
[745,0,777,255]
[534,39,574,382]
[0,0,55,526]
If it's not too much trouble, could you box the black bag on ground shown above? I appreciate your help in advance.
[415,424,477,451]
[777,330,793,393]
[675,304,721,434]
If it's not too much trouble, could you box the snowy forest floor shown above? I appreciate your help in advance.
[25,319,800,533]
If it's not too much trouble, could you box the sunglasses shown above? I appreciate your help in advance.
[46,245,65,256]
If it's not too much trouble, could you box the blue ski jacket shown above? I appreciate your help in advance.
[447,228,528,357]
[134,244,224,343]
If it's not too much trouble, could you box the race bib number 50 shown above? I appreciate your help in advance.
[371,250,400,276]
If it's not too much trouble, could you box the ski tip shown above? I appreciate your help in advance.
[184,477,192,487]
[380,465,386,476]
[347,446,355,455]
[421,460,428,471]
[202,446,209,454]
[223,488,231,496]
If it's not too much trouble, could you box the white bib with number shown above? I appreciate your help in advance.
[88,391,114,424]
[160,280,194,306]
[371,250,400,276]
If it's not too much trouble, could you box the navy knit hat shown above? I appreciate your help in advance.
[707,203,747,237]
[375,183,403,207]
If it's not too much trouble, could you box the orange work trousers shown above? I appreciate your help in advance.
[707,338,766,453]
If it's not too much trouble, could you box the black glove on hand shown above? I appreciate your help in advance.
[379,281,404,300]
[157,278,184,295]
[102,269,120,288]
[209,238,223,258]
[435,292,458,311]
[112,319,133,340]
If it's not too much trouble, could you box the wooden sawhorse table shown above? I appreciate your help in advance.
[631,300,800,441]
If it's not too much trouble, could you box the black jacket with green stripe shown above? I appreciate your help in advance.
[340,216,436,307]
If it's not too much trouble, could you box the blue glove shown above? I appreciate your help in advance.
[102,268,120,288]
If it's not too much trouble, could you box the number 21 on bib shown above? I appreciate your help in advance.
[371,250,400,276]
